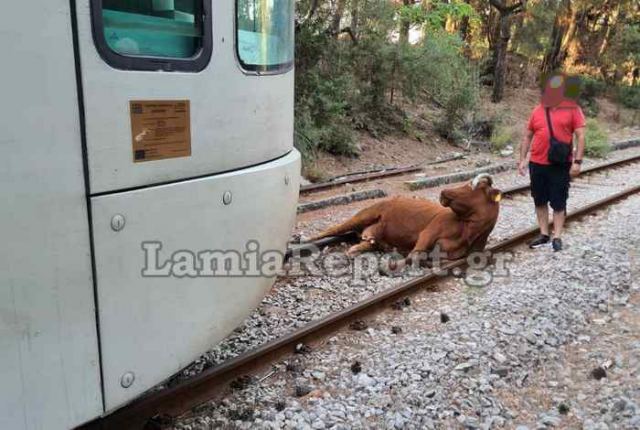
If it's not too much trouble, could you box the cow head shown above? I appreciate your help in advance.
[439,174,502,219]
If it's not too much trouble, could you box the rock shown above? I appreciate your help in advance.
[356,373,375,387]
[295,385,312,398]
[311,371,326,381]
[491,367,509,378]
[493,351,507,364]
[286,361,303,373]
[311,419,326,429]
[500,147,514,157]
[525,332,538,345]
[349,320,368,331]
[295,343,312,354]
[557,403,570,415]
[454,361,476,372]
[539,414,562,427]
[462,416,480,429]
[230,375,253,391]
[591,366,607,380]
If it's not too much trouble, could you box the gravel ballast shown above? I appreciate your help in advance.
[171,171,640,429]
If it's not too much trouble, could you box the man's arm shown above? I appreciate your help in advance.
[518,130,533,176]
[571,126,585,177]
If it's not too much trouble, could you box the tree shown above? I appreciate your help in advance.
[489,0,525,102]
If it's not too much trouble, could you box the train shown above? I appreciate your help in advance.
[0,1,299,428]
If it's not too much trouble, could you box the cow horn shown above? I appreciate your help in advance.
[471,173,493,189]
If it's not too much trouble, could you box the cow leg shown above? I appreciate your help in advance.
[311,204,382,241]
[346,240,377,257]
[468,227,493,252]
[346,222,385,257]
[403,227,440,268]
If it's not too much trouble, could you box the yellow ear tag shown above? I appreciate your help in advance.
[493,193,502,203]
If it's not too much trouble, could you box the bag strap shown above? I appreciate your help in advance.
[544,107,555,140]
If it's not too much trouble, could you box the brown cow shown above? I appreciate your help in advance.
[311,174,502,263]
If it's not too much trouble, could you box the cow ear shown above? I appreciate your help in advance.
[486,188,502,203]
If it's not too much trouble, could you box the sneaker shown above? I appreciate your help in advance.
[529,234,550,249]
[552,238,563,252]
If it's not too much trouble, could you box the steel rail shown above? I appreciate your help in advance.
[299,155,467,194]
[300,165,423,193]
[79,178,640,430]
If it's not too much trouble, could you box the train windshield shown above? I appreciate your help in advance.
[100,0,204,58]
[237,0,294,72]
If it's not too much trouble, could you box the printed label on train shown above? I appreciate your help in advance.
[130,100,191,162]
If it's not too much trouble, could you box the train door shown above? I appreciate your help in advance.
[75,0,299,411]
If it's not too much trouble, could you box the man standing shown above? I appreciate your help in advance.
[518,73,586,251]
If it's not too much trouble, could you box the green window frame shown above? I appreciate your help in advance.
[91,0,212,72]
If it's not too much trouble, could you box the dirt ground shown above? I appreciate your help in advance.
[304,87,640,182]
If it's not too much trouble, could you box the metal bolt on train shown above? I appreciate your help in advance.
[1,1,299,428]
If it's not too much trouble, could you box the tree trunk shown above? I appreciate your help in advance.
[597,2,621,59]
[399,0,411,44]
[487,0,523,98]
[492,13,511,102]
[351,0,360,38]
[330,0,347,37]
[541,0,574,74]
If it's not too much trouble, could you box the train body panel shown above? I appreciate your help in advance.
[0,2,103,429]
[92,151,299,409]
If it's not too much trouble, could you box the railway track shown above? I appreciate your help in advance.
[289,152,640,257]
[80,153,640,430]
[299,154,466,194]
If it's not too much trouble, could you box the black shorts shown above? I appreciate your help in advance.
[529,162,571,211]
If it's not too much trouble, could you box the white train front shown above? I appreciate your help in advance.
[0,1,299,428]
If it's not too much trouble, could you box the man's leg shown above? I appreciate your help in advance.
[548,164,571,251]
[552,210,565,239]
[535,205,550,235]
[529,163,552,248]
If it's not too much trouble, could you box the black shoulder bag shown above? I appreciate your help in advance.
[545,107,572,165]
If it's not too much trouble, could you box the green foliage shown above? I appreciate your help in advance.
[398,0,478,33]
[294,0,479,161]
[579,76,607,98]
[616,86,640,110]
[578,75,607,117]
[398,33,479,133]
[604,21,640,76]
[490,124,514,152]
[584,119,610,158]
[512,0,557,59]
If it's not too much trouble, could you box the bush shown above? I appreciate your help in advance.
[584,119,610,158]
[490,125,514,152]
[293,1,478,164]
[616,85,640,110]
[578,76,607,117]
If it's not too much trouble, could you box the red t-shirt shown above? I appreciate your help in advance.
[527,102,586,165]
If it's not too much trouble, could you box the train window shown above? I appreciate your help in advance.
[91,0,212,72]
[236,0,294,73]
